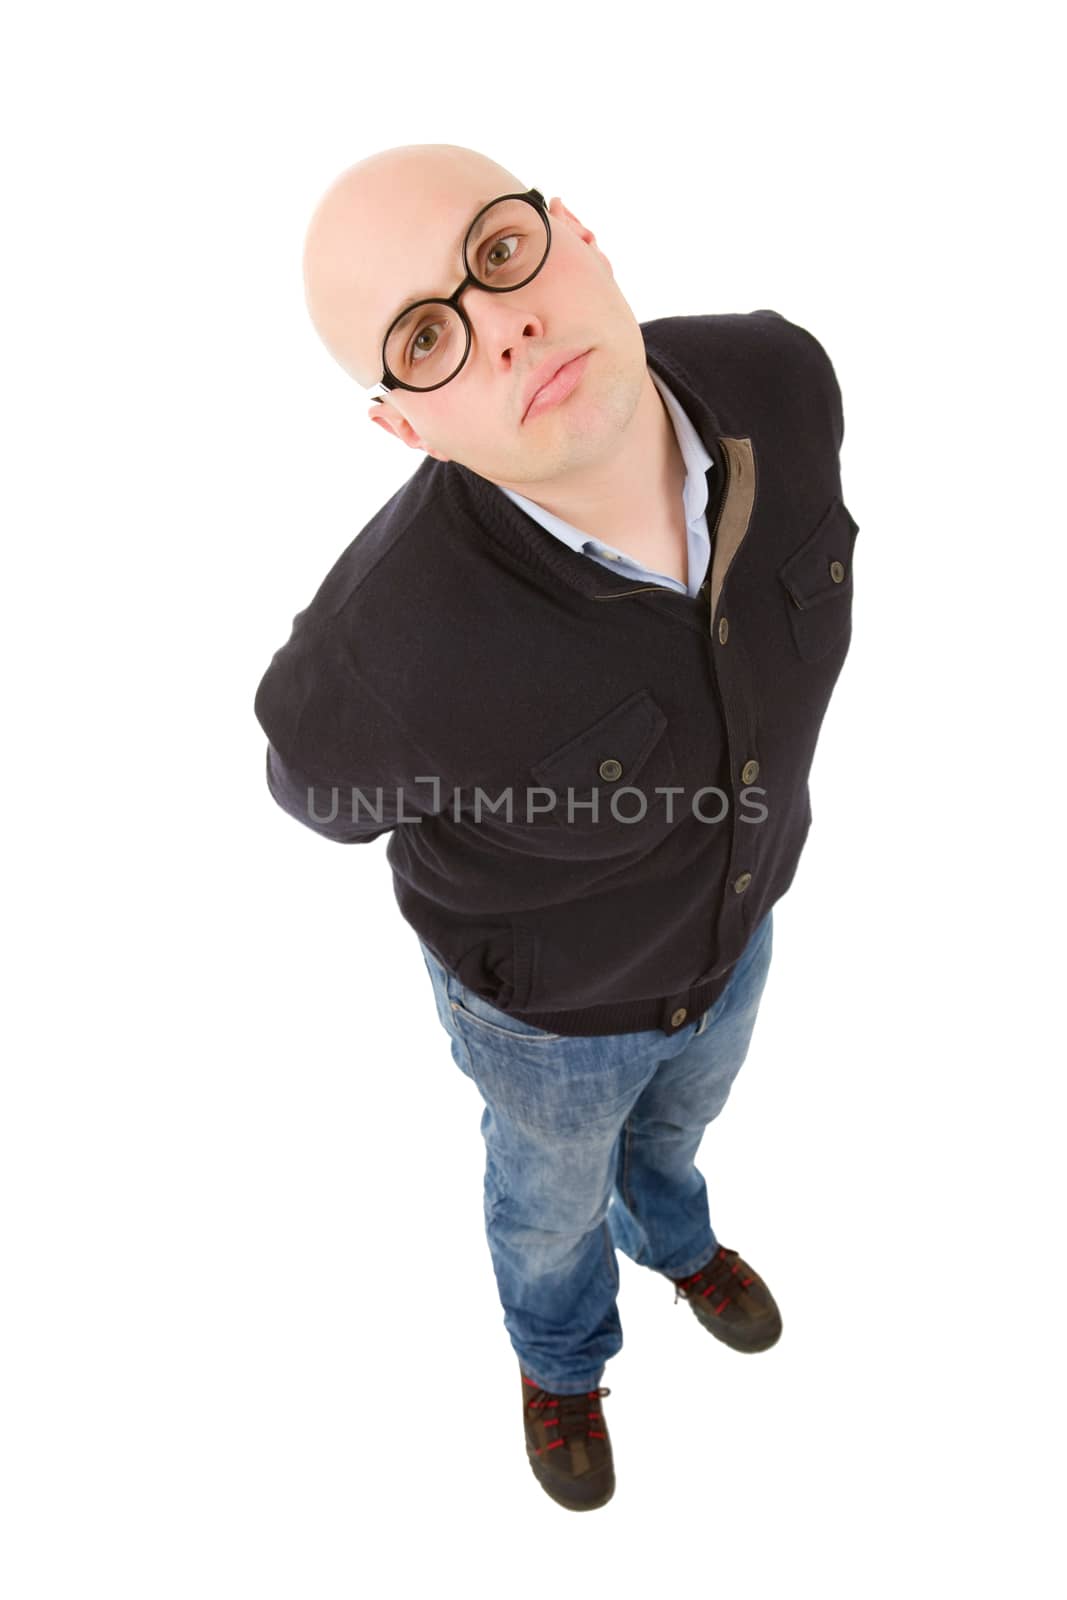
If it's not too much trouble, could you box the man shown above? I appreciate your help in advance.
[254,143,859,1513]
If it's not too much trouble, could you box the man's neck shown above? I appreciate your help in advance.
[494,369,688,551]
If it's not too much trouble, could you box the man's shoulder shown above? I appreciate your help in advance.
[643,307,835,381]
[254,451,477,760]
[642,308,843,449]
[297,451,448,625]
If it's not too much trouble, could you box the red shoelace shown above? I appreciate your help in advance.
[523,1374,611,1453]
[672,1244,755,1311]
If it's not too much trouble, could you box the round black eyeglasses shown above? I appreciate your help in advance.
[365,188,551,401]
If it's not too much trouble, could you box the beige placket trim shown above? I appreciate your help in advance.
[706,437,756,624]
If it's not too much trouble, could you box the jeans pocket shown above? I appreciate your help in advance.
[448,981,563,1044]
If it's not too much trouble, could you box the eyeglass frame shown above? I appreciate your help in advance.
[364,187,552,403]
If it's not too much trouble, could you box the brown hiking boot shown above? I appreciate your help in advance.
[520,1368,615,1511]
[671,1243,783,1352]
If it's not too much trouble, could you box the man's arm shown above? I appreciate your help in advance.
[254,614,438,846]
[261,742,398,845]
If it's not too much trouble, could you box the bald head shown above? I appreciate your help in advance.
[301,144,528,388]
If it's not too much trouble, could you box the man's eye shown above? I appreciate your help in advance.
[481,232,520,275]
[409,319,448,364]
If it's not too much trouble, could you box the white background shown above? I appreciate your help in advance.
[3,1,1063,1594]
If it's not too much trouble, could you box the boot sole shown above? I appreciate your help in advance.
[527,1456,616,1511]
[690,1308,783,1352]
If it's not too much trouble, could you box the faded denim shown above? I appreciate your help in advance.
[418,908,774,1394]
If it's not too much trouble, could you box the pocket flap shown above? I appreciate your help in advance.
[779,497,860,611]
[530,688,669,796]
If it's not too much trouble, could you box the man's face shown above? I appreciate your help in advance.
[357,190,649,489]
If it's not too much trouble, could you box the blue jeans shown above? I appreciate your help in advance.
[418,909,774,1395]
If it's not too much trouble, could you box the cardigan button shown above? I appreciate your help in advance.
[718,616,729,644]
[741,759,760,784]
[830,559,845,583]
[732,872,752,893]
[670,1006,688,1027]
[598,758,623,781]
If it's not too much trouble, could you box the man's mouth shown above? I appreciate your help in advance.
[522,350,591,423]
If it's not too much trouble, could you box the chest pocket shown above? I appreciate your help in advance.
[778,497,860,663]
[528,687,681,858]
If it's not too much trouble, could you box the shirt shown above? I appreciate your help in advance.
[253,308,859,1036]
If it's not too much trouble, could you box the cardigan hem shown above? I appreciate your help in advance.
[505,970,731,1039]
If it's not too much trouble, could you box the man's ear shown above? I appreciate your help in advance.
[367,405,450,461]
[547,196,612,275]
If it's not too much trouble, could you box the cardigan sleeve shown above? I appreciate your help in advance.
[253,614,440,845]
[259,743,398,844]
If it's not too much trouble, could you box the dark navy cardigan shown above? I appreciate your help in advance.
[254,310,859,1036]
